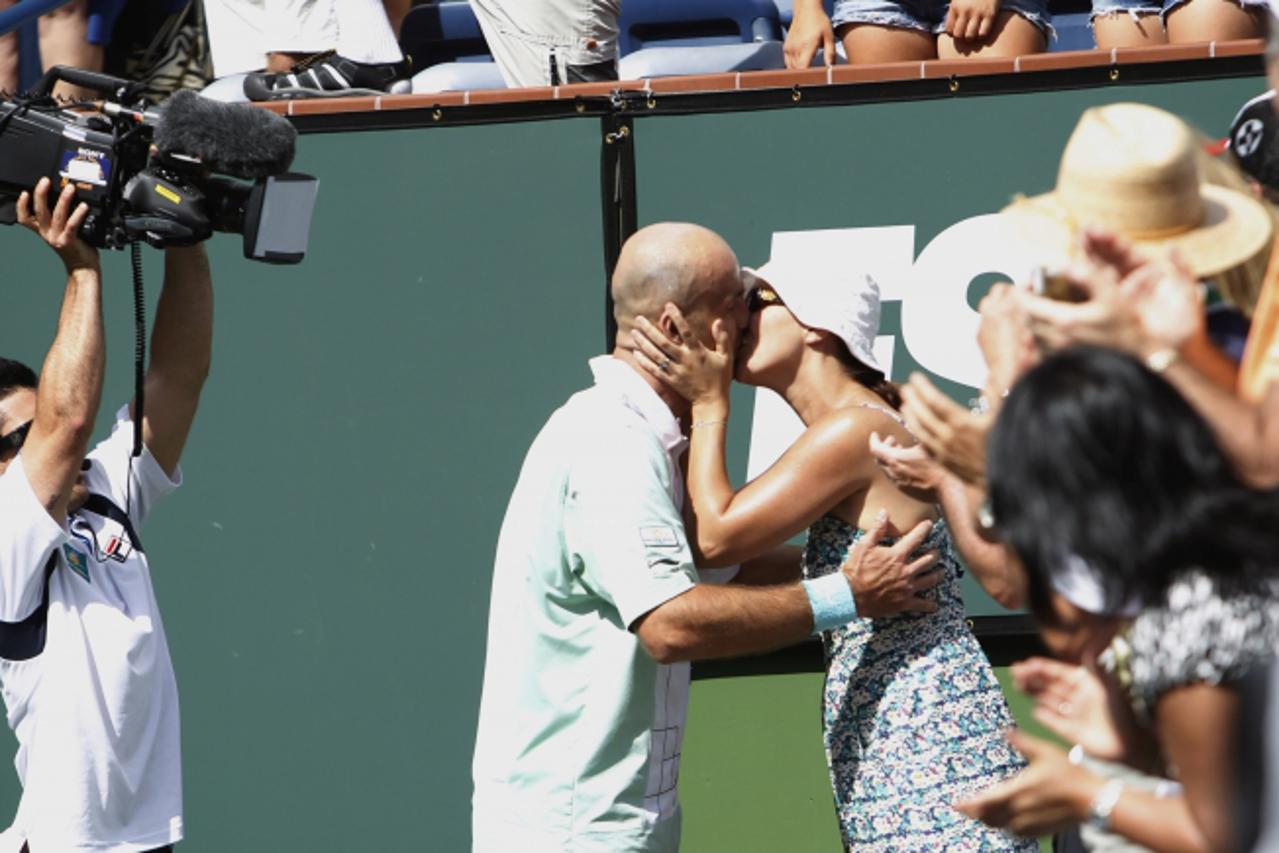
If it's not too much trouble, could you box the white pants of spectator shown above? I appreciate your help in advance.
[203,0,404,78]
[471,0,621,88]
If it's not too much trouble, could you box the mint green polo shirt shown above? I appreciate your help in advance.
[472,356,701,852]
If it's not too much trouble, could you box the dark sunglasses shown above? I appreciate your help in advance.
[747,283,783,312]
[0,421,31,457]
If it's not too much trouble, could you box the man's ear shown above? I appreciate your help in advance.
[658,305,683,343]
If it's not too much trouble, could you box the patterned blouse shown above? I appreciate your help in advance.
[1100,570,1279,721]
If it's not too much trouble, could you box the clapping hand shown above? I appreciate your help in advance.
[954,730,1102,837]
[868,431,947,502]
[1017,228,1201,357]
[899,373,991,487]
[977,283,1038,401]
[1012,657,1132,762]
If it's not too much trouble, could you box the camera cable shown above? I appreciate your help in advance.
[125,240,146,518]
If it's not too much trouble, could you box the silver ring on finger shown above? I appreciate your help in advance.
[662,358,672,372]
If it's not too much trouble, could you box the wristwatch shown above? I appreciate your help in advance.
[1087,779,1125,831]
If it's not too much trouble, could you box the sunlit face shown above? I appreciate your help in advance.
[1036,592,1122,664]
[735,281,808,387]
[0,388,90,512]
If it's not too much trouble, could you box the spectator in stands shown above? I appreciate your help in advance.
[629,262,1031,849]
[784,0,1048,68]
[470,0,621,87]
[876,104,1264,489]
[954,345,1279,852]
[202,0,411,100]
[0,0,119,101]
[1091,0,1265,51]
[1004,104,1278,489]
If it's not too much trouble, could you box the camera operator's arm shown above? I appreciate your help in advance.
[132,245,212,478]
[15,180,104,518]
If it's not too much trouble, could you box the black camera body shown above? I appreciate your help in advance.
[0,67,318,263]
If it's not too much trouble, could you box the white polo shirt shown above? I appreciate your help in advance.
[472,356,704,853]
[0,408,183,852]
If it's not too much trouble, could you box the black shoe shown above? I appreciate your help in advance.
[243,51,412,101]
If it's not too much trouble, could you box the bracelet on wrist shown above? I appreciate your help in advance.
[1087,778,1125,831]
[691,418,728,429]
[1145,348,1179,374]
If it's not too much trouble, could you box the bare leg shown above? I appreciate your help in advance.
[0,0,18,95]
[37,0,103,101]
[1092,11,1168,48]
[1166,0,1265,42]
[938,10,1047,56]
[840,23,937,63]
[266,52,306,72]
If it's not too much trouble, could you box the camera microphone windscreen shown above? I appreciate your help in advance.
[153,90,297,179]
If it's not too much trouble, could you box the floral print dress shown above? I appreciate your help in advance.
[803,515,1035,851]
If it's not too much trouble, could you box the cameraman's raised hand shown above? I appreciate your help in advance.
[17,178,98,273]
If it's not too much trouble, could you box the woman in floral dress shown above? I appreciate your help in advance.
[631,260,1034,850]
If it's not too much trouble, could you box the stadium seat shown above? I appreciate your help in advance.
[400,1,492,68]
[1051,12,1095,51]
[771,0,835,29]
[201,73,250,102]
[411,61,506,93]
[620,0,783,53]
[620,41,785,78]
[405,0,789,89]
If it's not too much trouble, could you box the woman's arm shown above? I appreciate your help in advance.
[683,409,877,566]
[935,476,1023,608]
[1152,683,1240,852]
[955,730,1212,850]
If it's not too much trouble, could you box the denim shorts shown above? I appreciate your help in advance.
[832,0,1052,37]
[1091,0,1266,20]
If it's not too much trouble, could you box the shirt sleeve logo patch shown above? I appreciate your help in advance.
[62,544,91,583]
[639,525,680,548]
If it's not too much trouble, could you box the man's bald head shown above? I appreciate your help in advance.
[611,223,740,338]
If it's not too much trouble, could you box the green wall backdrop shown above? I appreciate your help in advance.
[0,69,1264,849]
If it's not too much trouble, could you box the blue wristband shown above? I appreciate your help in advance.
[801,573,858,633]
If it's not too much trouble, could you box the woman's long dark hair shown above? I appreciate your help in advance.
[987,345,1279,622]
[833,345,901,409]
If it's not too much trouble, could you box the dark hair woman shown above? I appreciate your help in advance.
[967,345,1279,851]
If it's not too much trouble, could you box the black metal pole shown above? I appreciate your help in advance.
[599,113,636,352]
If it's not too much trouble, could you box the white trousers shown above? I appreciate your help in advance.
[470,0,621,88]
[204,0,403,77]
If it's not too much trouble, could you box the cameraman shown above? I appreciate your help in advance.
[0,177,211,852]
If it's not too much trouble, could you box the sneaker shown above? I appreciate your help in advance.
[243,51,412,101]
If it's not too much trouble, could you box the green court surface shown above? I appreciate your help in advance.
[682,667,1057,852]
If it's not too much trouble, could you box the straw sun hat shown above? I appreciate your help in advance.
[1002,102,1272,278]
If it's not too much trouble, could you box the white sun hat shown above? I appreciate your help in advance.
[742,260,883,374]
